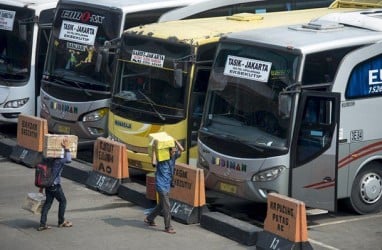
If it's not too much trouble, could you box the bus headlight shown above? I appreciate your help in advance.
[252,166,285,182]
[82,108,108,122]
[4,98,29,108]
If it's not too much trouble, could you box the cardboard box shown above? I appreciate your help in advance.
[148,132,175,161]
[43,134,78,158]
[22,192,46,215]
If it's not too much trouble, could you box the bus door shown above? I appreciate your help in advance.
[289,91,340,211]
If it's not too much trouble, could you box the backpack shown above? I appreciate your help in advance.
[35,159,56,188]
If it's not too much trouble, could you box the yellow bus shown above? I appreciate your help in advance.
[108,0,382,172]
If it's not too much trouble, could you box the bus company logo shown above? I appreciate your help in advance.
[114,120,131,129]
[61,10,105,24]
[50,102,78,114]
[211,156,247,172]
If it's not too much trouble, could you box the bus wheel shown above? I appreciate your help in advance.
[349,163,382,214]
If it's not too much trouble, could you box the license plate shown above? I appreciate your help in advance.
[219,182,237,194]
[57,125,70,134]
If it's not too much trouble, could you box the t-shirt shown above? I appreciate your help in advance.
[155,150,180,193]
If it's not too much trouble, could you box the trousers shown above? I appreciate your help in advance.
[40,184,67,226]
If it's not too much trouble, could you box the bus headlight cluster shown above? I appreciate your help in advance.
[198,154,209,170]
[252,166,285,182]
[41,102,49,115]
[82,108,108,122]
[4,98,29,108]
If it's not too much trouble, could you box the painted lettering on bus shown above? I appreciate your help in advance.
[211,156,247,172]
[61,10,105,24]
[50,102,78,114]
[369,69,382,85]
[114,120,131,129]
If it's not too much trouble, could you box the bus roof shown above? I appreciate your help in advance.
[158,0,266,22]
[57,0,208,13]
[124,7,373,46]
[158,0,382,22]
[221,9,382,54]
[0,0,58,12]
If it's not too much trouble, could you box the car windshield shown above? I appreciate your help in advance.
[203,42,300,150]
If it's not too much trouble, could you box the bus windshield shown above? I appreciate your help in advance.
[112,35,191,123]
[202,42,299,154]
[0,6,33,85]
[44,6,121,91]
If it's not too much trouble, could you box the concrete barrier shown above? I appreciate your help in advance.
[9,114,47,167]
[256,193,313,249]
[86,137,128,194]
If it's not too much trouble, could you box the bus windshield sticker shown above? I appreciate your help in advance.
[59,20,98,46]
[0,9,16,31]
[131,50,165,67]
[224,55,272,83]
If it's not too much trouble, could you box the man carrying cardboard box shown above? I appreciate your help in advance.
[144,136,184,234]
[37,138,73,231]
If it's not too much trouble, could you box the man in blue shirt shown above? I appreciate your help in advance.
[144,139,184,234]
[38,138,73,231]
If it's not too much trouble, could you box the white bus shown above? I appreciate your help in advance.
[39,0,209,146]
[198,9,382,214]
[0,0,57,123]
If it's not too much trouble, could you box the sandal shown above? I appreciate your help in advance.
[144,218,157,227]
[58,220,73,228]
[37,225,51,231]
[164,227,176,234]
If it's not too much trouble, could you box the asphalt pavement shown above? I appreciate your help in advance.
[0,156,251,250]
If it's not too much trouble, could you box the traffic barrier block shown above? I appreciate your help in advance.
[10,115,47,167]
[256,193,313,250]
[169,163,206,224]
[86,137,129,195]
[16,114,48,152]
[201,211,261,246]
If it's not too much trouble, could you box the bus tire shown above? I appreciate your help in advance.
[348,163,382,214]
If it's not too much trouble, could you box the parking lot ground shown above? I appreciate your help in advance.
[0,157,251,250]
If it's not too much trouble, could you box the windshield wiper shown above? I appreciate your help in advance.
[138,90,165,121]
[51,76,91,97]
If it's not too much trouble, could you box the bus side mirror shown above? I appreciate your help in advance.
[174,69,183,88]
[279,94,291,118]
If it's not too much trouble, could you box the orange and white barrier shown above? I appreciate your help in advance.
[256,193,312,249]
[169,163,206,224]
[10,115,48,167]
[86,137,129,195]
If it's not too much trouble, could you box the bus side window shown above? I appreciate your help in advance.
[190,68,210,146]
